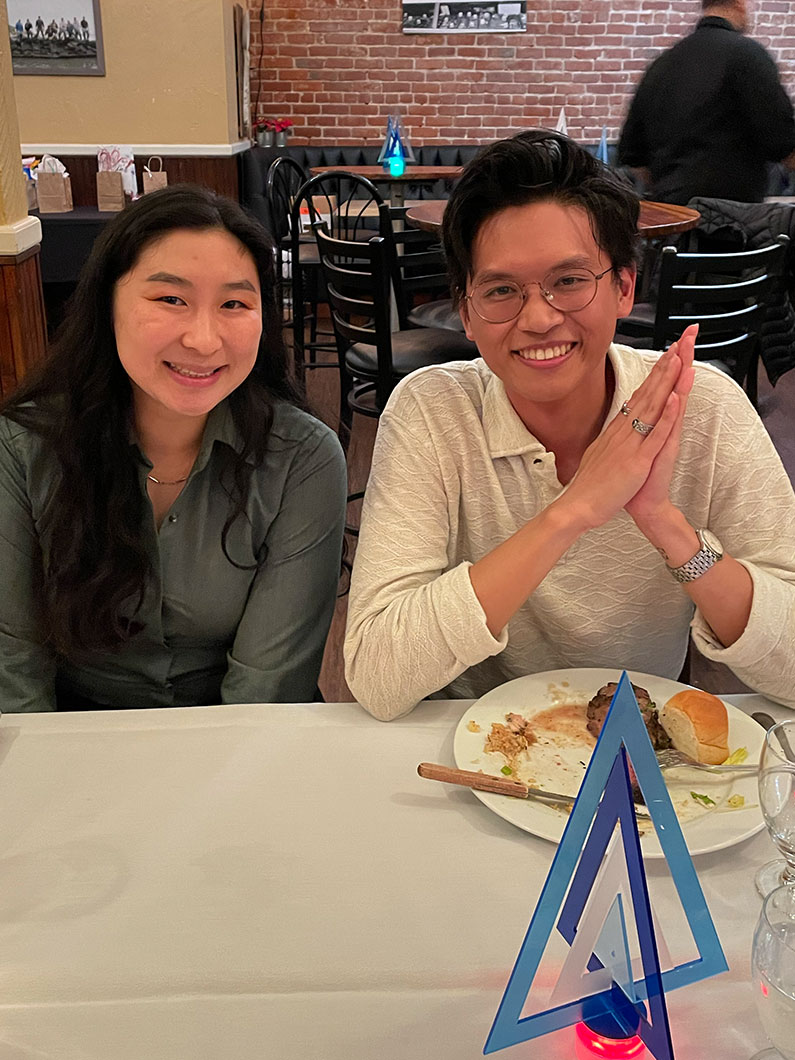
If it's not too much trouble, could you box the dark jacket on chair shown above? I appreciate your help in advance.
[686,197,795,385]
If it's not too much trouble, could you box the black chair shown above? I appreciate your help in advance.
[289,171,388,378]
[387,205,465,333]
[617,237,789,407]
[313,224,477,443]
[264,156,306,319]
[265,157,334,374]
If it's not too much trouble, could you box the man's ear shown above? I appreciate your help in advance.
[459,293,476,342]
[614,265,636,318]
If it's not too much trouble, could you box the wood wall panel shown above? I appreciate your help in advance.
[0,246,47,400]
[54,155,240,208]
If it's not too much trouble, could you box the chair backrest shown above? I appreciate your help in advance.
[387,205,451,328]
[290,170,387,246]
[264,155,307,243]
[314,223,395,411]
[288,171,387,358]
[653,236,790,387]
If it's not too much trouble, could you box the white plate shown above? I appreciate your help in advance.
[453,668,766,858]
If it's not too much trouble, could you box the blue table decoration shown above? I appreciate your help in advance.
[484,671,728,1058]
[378,112,415,173]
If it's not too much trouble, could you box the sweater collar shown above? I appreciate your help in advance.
[696,15,740,33]
[480,344,633,458]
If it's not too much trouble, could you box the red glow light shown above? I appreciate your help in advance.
[576,1021,646,1058]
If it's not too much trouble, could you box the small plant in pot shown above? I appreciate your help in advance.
[255,117,293,147]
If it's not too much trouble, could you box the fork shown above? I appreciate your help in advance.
[654,748,757,774]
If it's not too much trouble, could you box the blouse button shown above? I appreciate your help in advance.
[168,513,178,524]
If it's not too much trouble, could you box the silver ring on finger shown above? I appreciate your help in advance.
[631,416,655,436]
[620,401,632,416]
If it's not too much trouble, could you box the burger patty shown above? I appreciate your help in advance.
[586,682,672,751]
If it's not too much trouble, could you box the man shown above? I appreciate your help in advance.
[618,0,795,204]
[344,130,795,720]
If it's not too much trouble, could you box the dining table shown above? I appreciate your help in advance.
[406,198,702,241]
[308,164,463,209]
[0,692,787,1059]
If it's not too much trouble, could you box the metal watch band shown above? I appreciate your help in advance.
[666,529,722,584]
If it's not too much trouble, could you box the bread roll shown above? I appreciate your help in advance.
[659,689,729,765]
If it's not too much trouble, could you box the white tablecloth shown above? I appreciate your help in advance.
[0,694,789,1059]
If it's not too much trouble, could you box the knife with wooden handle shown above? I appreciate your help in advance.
[417,762,576,805]
[417,762,652,818]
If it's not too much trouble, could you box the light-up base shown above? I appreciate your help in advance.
[576,1021,646,1057]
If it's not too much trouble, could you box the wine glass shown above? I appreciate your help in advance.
[755,721,795,899]
[750,884,795,1060]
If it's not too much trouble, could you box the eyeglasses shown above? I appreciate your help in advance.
[464,266,615,323]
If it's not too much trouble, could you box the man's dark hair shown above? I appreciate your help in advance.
[441,129,640,306]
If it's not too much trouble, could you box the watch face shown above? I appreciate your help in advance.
[700,528,723,557]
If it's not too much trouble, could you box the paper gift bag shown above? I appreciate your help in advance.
[96,170,126,212]
[36,172,73,213]
[142,156,168,194]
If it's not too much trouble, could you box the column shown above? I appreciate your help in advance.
[0,5,47,399]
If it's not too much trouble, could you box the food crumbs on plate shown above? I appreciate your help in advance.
[728,794,745,809]
[690,791,717,807]
[467,720,481,733]
[484,713,536,776]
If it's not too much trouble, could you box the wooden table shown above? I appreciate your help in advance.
[406,198,701,240]
[309,164,462,208]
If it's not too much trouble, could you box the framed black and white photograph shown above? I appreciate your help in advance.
[8,0,105,76]
[402,0,526,34]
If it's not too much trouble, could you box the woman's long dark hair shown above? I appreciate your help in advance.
[1,183,303,656]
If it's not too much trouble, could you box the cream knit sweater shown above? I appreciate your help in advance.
[345,346,795,720]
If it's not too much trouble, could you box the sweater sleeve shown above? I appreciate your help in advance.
[344,400,506,721]
[732,41,795,163]
[617,69,653,168]
[0,420,57,712]
[688,389,795,708]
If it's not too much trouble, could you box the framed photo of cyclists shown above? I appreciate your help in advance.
[8,0,106,76]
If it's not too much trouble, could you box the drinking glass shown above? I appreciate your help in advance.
[750,884,795,1060]
[755,721,795,899]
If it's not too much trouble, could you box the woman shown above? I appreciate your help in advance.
[0,184,347,710]
[344,131,795,719]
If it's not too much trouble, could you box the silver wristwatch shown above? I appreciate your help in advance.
[665,528,724,583]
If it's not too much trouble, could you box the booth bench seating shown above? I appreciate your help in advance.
[239,144,484,233]
[239,141,795,241]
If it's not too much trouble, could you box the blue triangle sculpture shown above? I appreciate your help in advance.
[596,125,610,165]
[484,671,728,1056]
[377,113,415,166]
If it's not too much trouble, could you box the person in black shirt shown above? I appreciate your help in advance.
[617,0,795,204]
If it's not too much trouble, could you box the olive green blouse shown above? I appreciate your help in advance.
[0,400,347,711]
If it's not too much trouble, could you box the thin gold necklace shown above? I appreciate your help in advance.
[147,472,189,486]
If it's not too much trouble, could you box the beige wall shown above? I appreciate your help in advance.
[12,0,243,150]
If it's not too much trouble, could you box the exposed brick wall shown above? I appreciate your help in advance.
[249,0,795,145]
